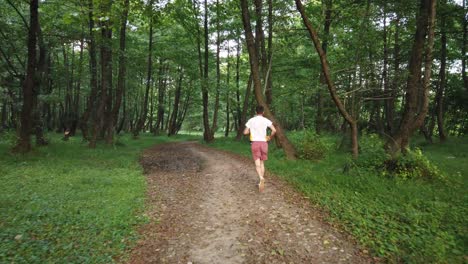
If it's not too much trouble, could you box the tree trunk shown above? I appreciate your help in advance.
[386,15,401,135]
[33,20,48,146]
[316,0,333,134]
[90,0,113,147]
[295,0,358,158]
[106,0,130,144]
[241,0,297,159]
[462,0,467,92]
[265,0,273,106]
[202,0,213,142]
[155,64,168,134]
[386,0,436,156]
[13,0,39,153]
[79,0,98,141]
[133,1,154,138]
[435,1,447,142]
[236,74,252,140]
[169,68,183,136]
[225,46,231,137]
[235,35,242,132]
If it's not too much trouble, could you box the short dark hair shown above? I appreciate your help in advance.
[256,105,264,114]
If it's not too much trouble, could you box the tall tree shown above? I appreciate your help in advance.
[90,0,113,147]
[386,0,437,156]
[462,0,467,92]
[202,0,213,142]
[80,0,99,141]
[133,0,155,138]
[106,0,130,143]
[295,0,359,158]
[13,0,39,153]
[240,0,297,159]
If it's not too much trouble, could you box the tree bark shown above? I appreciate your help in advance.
[435,1,447,142]
[211,0,221,136]
[133,1,154,138]
[295,0,358,158]
[13,0,39,153]
[241,0,297,159]
[106,0,130,144]
[90,0,113,147]
[79,0,99,141]
[202,0,213,142]
[386,0,437,156]
[236,74,253,140]
[169,68,183,136]
[155,64,168,134]
[462,0,467,92]
[225,46,231,137]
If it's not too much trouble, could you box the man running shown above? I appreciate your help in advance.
[243,105,276,192]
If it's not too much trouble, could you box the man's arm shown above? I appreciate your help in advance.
[269,124,276,138]
[243,127,250,135]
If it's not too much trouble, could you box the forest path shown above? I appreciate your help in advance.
[127,142,369,264]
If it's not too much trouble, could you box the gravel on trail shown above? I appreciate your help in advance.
[127,142,371,264]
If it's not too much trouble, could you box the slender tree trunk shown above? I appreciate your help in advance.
[107,0,130,144]
[33,21,48,146]
[241,0,297,159]
[80,0,98,141]
[134,1,154,138]
[462,0,467,92]
[13,0,39,153]
[435,2,447,142]
[210,0,221,137]
[236,74,252,140]
[202,0,213,142]
[169,67,183,136]
[225,46,231,137]
[385,15,401,135]
[265,0,273,106]
[235,35,242,131]
[155,64,168,134]
[316,0,333,135]
[295,0,358,158]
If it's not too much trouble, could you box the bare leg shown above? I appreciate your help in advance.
[255,159,265,192]
[254,159,263,180]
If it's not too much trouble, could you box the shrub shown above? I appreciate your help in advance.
[352,134,444,181]
[0,130,18,146]
[354,133,389,169]
[291,131,331,161]
[383,148,445,181]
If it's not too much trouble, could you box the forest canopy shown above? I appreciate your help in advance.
[0,0,467,155]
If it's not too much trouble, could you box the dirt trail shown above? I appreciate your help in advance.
[127,142,370,264]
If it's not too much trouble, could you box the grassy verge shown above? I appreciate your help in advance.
[0,133,197,263]
[206,134,467,263]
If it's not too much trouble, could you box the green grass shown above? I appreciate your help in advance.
[207,134,468,263]
[0,133,198,263]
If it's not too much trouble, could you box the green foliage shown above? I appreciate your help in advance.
[0,133,198,263]
[288,130,334,161]
[352,134,444,181]
[353,133,389,169]
[383,148,445,181]
[0,130,18,145]
[207,134,468,263]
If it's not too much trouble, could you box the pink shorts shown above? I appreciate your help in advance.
[251,141,268,161]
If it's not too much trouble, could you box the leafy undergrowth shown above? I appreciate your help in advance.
[0,133,197,263]
[207,134,468,263]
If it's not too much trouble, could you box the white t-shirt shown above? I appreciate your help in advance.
[245,115,273,142]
